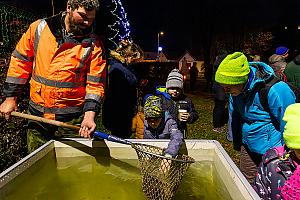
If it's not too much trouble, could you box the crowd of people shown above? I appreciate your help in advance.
[0,0,300,199]
[213,50,299,199]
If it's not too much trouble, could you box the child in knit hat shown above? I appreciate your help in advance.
[156,69,199,138]
[252,103,300,200]
[215,52,296,182]
[143,95,184,158]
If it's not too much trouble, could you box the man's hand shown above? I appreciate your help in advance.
[79,111,96,138]
[0,97,18,120]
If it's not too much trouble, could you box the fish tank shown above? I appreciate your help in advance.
[0,139,260,200]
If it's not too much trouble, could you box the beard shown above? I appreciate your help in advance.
[68,13,90,36]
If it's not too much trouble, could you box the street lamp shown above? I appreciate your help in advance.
[157,31,164,58]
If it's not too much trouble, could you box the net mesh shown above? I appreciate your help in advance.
[131,143,194,200]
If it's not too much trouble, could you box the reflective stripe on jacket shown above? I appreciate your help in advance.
[5,13,106,117]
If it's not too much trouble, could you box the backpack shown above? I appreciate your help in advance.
[253,146,296,199]
[258,75,300,131]
[259,76,300,112]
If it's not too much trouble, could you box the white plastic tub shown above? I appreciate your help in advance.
[0,139,260,200]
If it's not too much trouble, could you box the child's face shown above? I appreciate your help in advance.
[167,87,182,98]
[146,117,162,129]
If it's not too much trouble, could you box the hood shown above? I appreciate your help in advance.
[110,50,126,63]
[246,62,274,90]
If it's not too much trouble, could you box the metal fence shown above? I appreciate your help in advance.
[0,3,38,59]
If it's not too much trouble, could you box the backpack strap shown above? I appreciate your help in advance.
[285,81,300,103]
[259,76,281,113]
[258,76,281,131]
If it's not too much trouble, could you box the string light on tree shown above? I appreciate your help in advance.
[108,0,132,47]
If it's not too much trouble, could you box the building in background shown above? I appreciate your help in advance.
[143,50,204,79]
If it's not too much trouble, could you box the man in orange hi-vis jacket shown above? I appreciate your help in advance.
[0,0,106,152]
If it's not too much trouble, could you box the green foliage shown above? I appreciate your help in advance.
[243,31,273,55]
[0,3,38,58]
[0,118,28,172]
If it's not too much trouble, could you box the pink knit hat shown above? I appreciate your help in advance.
[280,165,300,200]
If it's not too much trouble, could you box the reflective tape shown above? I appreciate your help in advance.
[12,49,32,62]
[78,47,93,69]
[29,100,83,115]
[85,93,102,102]
[6,76,27,84]
[87,75,104,83]
[34,19,47,59]
[32,73,85,88]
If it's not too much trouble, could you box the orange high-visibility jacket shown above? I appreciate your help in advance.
[5,13,106,119]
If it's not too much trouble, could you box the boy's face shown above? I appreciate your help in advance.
[167,87,182,98]
[221,84,244,96]
[146,117,162,129]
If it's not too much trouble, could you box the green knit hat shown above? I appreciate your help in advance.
[283,103,300,149]
[215,52,250,85]
[144,95,163,118]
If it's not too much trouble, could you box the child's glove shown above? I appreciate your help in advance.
[281,165,300,200]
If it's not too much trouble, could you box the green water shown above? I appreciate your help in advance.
[1,150,231,200]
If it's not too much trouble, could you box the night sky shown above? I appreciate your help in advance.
[125,0,300,57]
[2,0,300,58]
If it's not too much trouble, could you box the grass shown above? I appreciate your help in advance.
[185,91,239,165]
[96,86,240,165]
[0,84,240,172]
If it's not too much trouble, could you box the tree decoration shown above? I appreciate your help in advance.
[107,0,132,48]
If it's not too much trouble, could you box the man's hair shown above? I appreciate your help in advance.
[67,0,100,11]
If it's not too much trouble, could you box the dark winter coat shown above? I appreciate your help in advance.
[102,58,138,138]
[156,87,199,134]
[284,54,300,89]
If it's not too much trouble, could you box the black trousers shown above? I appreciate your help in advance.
[213,99,228,128]
[212,84,228,128]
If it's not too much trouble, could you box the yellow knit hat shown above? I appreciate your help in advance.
[283,103,300,149]
[215,52,250,85]
[144,95,163,118]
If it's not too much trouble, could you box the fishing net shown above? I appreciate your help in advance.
[131,143,195,200]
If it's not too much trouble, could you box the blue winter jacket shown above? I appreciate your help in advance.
[230,62,296,155]
[143,113,184,157]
